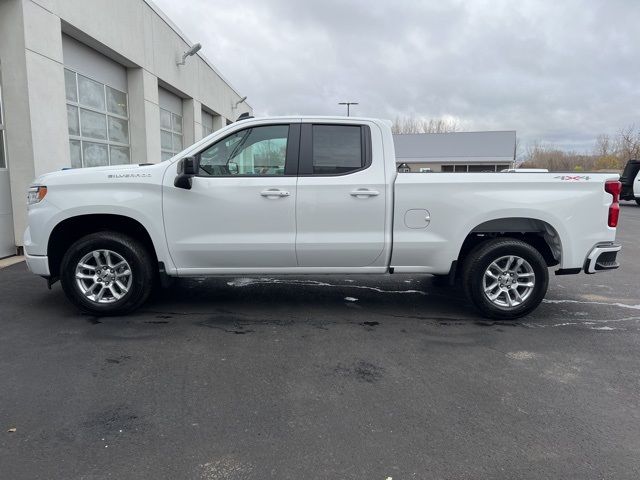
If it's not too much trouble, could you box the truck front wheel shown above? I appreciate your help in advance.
[462,238,549,320]
[60,232,154,316]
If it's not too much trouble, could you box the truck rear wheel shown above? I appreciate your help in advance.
[60,232,154,316]
[462,238,549,320]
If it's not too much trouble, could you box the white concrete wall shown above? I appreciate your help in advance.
[0,169,15,258]
[0,0,31,254]
[23,0,70,177]
[41,0,251,122]
[0,0,251,247]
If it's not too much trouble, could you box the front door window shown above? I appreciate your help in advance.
[199,125,289,176]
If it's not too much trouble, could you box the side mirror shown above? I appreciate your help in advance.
[228,162,239,175]
[174,156,199,189]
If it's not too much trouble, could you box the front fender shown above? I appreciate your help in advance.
[26,184,175,273]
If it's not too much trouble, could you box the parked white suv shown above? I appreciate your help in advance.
[620,159,640,205]
[24,116,622,319]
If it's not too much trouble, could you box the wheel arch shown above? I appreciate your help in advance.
[47,214,159,279]
[457,217,563,270]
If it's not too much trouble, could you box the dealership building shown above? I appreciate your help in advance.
[394,131,516,173]
[0,0,251,257]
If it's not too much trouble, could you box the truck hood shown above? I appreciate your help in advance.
[32,163,166,186]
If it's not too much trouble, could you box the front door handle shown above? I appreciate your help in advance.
[350,189,380,197]
[260,189,290,197]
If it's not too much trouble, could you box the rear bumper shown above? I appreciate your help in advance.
[25,253,50,277]
[584,243,621,274]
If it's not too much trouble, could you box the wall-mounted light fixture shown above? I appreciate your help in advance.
[233,95,247,110]
[232,96,248,110]
[176,43,202,66]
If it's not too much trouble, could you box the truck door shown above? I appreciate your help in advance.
[295,122,387,267]
[163,123,300,272]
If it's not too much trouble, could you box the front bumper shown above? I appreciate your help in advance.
[25,252,50,277]
[584,243,621,274]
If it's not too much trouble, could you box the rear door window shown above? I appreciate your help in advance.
[299,123,371,175]
[312,125,362,174]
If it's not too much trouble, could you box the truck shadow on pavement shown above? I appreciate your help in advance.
[18,264,636,332]
[127,275,528,330]
[61,275,534,348]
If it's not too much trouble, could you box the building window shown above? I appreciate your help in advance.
[202,110,214,138]
[441,164,508,172]
[468,165,497,172]
[64,68,130,168]
[160,107,183,161]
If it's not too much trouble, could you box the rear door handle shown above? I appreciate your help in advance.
[260,189,290,197]
[350,189,379,197]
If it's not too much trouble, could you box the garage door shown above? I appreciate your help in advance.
[159,88,183,161]
[62,35,130,168]
[0,77,15,258]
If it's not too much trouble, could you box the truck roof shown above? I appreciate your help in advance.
[236,115,391,124]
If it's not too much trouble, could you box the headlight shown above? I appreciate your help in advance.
[27,185,47,205]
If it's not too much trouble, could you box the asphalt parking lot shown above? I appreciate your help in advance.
[1,203,640,480]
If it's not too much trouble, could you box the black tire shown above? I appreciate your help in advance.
[461,238,549,320]
[635,199,640,206]
[60,232,155,316]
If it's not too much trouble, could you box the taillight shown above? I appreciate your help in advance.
[605,180,621,228]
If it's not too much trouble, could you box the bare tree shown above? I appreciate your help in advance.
[617,125,640,161]
[593,133,622,170]
[392,115,459,134]
[595,134,612,157]
[391,116,421,134]
[520,141,596,171]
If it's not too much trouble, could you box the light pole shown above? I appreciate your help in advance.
[338,102,358,116]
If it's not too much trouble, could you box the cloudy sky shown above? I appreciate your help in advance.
[154,0,638,152]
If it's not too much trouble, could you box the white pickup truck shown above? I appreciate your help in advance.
[24,116,622,319]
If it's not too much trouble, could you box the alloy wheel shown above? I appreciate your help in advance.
[482,255,535,308]
[74,249,132,304]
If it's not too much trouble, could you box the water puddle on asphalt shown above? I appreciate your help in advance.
[226,277,427,295]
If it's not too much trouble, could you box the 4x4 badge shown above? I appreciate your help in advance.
[554,175,591,181]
